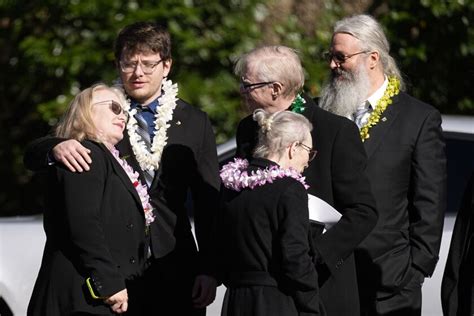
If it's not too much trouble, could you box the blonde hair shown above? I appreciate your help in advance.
[253,109,312,159]
[55,83,127,142]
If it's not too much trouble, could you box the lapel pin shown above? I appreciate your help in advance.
[176,120,181,125]
[381,117,387,122]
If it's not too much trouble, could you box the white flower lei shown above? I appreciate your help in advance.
[125,79,179,171]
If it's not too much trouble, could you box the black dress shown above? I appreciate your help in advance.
[217,158,322,316]
[236,95,378,316]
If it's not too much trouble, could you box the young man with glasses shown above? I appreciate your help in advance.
[24,22,220,316]
[319,15,446,316]
[234,45,378,316]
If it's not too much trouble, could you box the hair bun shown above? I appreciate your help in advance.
[253,109,275,134]
[262,117,273,133]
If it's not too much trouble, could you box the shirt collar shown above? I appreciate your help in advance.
[366,76,388,109]
[130,98,159,114]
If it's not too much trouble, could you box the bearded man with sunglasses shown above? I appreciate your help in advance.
[24,22,220,315]
[319,15,447,316]
[235,45,378,316]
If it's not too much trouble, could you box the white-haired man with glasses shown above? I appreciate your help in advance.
[235,45,378,316]
[319,14,447,316]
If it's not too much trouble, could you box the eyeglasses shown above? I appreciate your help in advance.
[240,77,275,93]
[93,100,129,121]
[119,59,163,74]
[298,142,317,162]
[323,51,368,64]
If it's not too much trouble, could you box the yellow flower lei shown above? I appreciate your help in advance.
[360,76,400,142]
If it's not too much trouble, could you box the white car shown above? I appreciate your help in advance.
[1,115,473,316]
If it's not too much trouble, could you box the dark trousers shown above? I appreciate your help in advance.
[360,269,424,316]
[142,250,205,316]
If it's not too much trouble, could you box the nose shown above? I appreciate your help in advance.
[118,111,128,122]
[329,58,339,70]
[132,63,145,76]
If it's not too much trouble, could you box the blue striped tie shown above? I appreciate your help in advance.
[135,107,155,187]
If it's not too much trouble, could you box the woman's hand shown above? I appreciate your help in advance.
[105,289,128,313]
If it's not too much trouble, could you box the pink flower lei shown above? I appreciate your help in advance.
[110,147,156,226]
[220,158,309,191]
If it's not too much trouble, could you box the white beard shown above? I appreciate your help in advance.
[319,63,371,118]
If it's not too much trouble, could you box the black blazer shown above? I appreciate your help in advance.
[217,158,321,315]
[24,99,221,276]
[28,141,147,315]
[236,95,378,316]
[441,172,474,316]
[117,99,220,274]
[355,92,447,299]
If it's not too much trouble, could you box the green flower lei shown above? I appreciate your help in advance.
[360,76,400,142]
[290,94,306,114]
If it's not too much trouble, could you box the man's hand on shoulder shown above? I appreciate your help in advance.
[53,139,92,172]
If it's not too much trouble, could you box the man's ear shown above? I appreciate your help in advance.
[163,58,173,77]
[271,82,284,99]
[368,51,379,69]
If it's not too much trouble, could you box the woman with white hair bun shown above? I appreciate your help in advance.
[217,109,323,316]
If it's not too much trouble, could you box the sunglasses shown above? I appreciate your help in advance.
[93,100,129,121]
[323,51,368,64]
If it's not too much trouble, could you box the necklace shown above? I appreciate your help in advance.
[220,158,309,191]
[290,93,306,114]
[110,147,156,226]
[125,79,178,171]
[359,76,400,141]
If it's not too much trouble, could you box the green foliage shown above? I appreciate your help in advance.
[376,0,474,113]
[1,0,472,214]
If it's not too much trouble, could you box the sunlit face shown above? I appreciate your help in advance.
[119,50,172,105]
[329,33,369,81]
[240,63,276,113]
[91,89,127,148]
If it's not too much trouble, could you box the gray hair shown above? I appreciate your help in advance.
[334,14,405,90]
[234,45,305,97]
[253,109,312,159]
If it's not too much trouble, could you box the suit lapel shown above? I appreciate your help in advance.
[101,143,143,213]
[302,94,317,123]
[148,99,184,188]
[364,94,401,159]
[117,132,149,187]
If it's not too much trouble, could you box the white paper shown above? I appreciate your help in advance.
[308,194,342,230]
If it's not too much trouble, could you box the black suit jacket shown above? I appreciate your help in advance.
[441,173,474,316]
[236,95,378,315]
[28,141,147,315]
[24,99,220,276]
[355,92,447,300]
[217,158,321,315]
